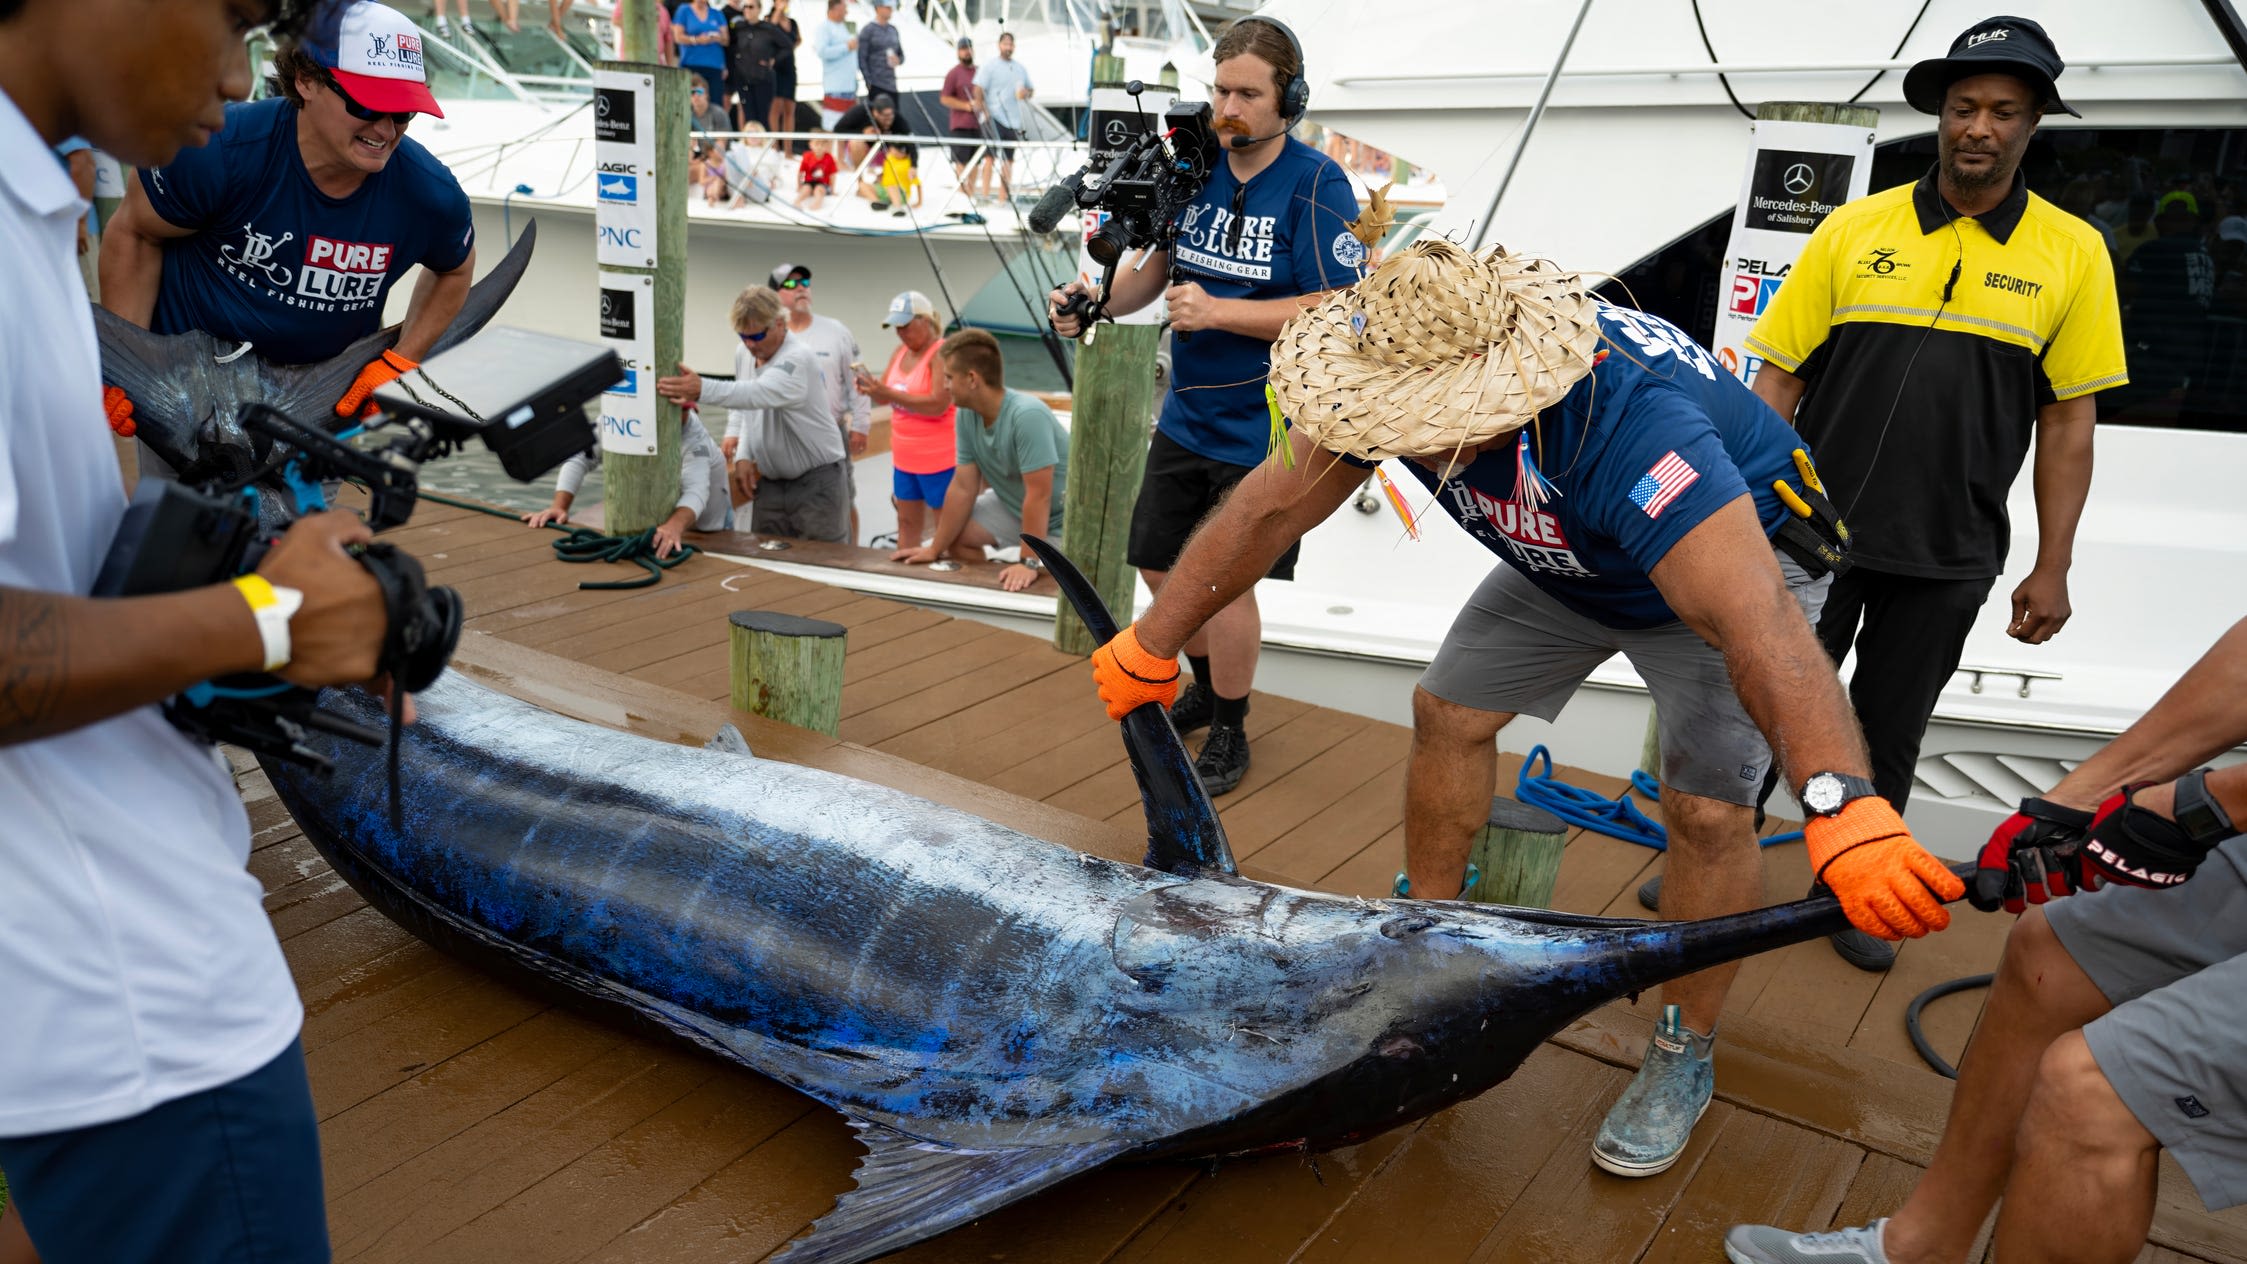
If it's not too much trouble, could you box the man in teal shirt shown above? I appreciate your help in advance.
[891,329,1065,592]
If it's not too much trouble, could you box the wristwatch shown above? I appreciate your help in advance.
[1019,553,1044,571]
[232,574,304,673]
[2170,768,2239,847]
[1800,771,1881,818]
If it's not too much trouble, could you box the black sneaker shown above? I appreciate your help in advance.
[1167,682,1213,735]
[1829,927,1898,972]
[1195,723,1251,796]
[1637,873,1662,913]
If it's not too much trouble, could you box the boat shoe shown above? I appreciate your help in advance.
[1591,1003,1715,1177]
[1723,1218,1893,1263]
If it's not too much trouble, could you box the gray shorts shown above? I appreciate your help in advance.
[751,459,849,543]
[2046,839,2247,1209]
[1418,549,1828,805]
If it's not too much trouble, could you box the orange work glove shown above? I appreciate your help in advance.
[1090,623,1180,721]
[1804,795,1966,940]
[102,384,137,438]
[335,348,418,418]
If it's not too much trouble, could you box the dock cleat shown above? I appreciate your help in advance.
[1723,1218,1892,1263]
[1592,1003,1714,1177]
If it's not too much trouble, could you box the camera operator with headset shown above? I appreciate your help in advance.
[0,0,399,1258]
[1046,16,1367,795]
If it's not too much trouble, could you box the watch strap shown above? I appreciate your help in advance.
[2171,769,2238,847]
[232,574,304,673]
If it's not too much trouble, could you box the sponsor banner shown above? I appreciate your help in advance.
[1075,83,1177,328]
[1711,117,1874,388]
[597,270,658,455]
[593,69,658,268]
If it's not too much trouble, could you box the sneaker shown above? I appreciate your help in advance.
[1195,723,1250,796]
[1167,682,1213,735]
[1391,863,1482,899]
[1830,927,1898,972]
[1592,1003,1715,1177]
[1724,1218,1892,1263]
[1638,873,1662,912]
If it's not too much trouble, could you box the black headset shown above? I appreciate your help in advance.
[1235,14,1310,121]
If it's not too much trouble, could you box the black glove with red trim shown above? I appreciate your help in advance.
[1970,796,2098,913]
[2082,786,2212,891]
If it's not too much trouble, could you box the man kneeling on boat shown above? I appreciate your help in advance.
[1088,238,1964,1178]
[1730,618,2247,1264]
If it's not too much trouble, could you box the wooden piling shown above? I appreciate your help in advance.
[598,45,689,536]
[728,611,847,736]
[1054,52,1161,657]
[1466,797,1570,908]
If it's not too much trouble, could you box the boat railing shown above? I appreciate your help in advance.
[441,125,1085,226]
[1334,52,2243,86]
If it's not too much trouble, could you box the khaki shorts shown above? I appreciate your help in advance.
[2046,838,2247,1210]
[1418,548,1827,805]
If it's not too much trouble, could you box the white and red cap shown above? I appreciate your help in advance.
[308,2,444,119]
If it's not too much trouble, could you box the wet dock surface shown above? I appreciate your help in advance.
[240,495,2247,1262]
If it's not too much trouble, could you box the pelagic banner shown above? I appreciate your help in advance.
[1075,83,1177,327]
[1711,118,1875,387]
[593,69,659,269]
[597,271,658,456]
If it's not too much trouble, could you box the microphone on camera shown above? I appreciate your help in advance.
[1027,168,1096,235]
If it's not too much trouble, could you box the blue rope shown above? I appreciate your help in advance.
[1513,745,1802,852]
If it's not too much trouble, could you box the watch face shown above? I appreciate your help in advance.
[1803,774,1844,815]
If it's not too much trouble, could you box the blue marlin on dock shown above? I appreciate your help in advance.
[260,539,1901,1264]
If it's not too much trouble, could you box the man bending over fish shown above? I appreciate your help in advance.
[1088,239,1964,1179]
[97,0,475,440]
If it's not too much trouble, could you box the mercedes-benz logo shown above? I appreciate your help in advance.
[596,93,613,118]
[1103,119,1130,147]
[1782,163,1816,195]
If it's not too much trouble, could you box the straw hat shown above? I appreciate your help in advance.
[1268,238,1604,463]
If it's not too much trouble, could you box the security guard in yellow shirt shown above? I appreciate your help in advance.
[1745,14,2127,972]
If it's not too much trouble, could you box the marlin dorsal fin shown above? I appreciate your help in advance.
[1023,536,1237,877]
[771,1122,1131,1264]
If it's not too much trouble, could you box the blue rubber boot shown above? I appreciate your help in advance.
[1592,1003,1715,1177]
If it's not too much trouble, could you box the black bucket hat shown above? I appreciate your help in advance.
[1903,15,2081,118]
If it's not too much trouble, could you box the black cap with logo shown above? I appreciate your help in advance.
[1903,16,2081,118]
[769,262,812,288]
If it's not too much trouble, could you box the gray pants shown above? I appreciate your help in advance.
[1419,548,1828,806]
[751,459,849,543]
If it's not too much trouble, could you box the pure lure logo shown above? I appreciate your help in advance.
[364,31,424,71]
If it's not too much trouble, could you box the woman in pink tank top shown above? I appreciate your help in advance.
[856,291,958,550]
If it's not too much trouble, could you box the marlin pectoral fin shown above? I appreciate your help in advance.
[93,307,214,466]
[771,1123,1133,1264]
[705,723,754,757]
[1024,535,1237,878]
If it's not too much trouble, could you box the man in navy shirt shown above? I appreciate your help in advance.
[99,0,475,436]
[1049,15,1365,796]
[1090,240,1964,1179]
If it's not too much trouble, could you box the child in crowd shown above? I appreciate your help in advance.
[795,133,836,211]
[875,142,920,216]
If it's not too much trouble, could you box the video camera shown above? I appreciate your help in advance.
[95,327,618,788]
[1027,83,1221,327]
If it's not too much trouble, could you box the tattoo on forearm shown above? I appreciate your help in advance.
[0,590,66,734]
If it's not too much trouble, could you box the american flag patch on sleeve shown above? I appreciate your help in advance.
[1627,451,1700,519]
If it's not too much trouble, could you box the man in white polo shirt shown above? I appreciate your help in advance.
[0,0,400,1258]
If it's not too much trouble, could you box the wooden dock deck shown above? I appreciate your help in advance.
[238,496,2247,1263]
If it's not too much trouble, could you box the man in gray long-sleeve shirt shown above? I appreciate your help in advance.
[658,285,849,543]
[857,1,901,100]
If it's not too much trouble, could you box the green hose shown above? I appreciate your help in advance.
[418,490,699,590]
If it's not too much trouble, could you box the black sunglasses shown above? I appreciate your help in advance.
[318,67,415,126]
